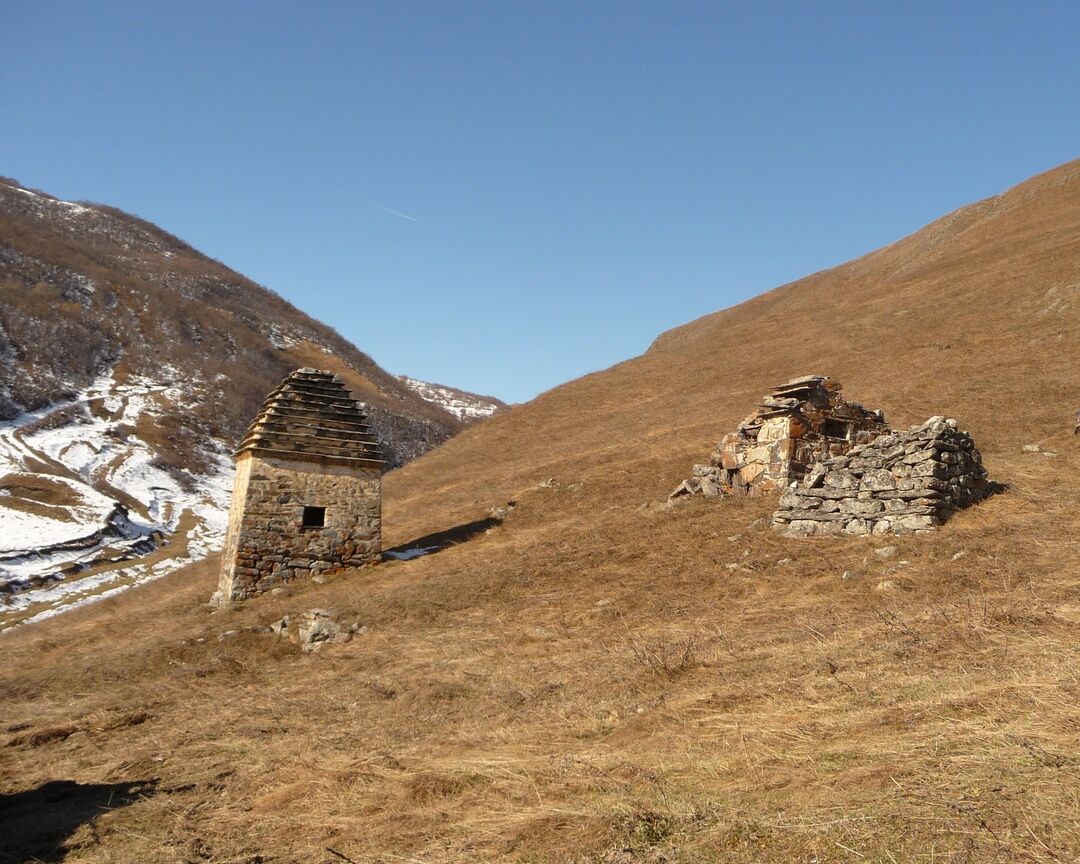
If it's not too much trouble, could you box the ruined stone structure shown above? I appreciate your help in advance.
[772,417,991,535]
[671,376,889,498]
[668,375,995,536]
[213,369,383,604]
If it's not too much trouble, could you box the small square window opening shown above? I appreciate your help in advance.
[302,506,326,528]
[822,419,849,440]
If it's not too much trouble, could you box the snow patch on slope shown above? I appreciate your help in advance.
[13,185,91,216]
[397,376,503,421]
[0,370,234,629]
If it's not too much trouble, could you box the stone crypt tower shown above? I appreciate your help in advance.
[213,368,383,604]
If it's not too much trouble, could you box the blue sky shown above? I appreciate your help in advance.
[3,2,1079,403]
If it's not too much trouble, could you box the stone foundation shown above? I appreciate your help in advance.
[772,417,990,536]
[215,453,381,602]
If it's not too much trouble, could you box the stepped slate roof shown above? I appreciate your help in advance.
[236,368,384,468]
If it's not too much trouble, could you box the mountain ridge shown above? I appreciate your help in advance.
[0,175,502,456]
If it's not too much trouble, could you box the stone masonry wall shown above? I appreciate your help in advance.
[215,453,381,603]
[671,376,889,499]
[772,417,990,536]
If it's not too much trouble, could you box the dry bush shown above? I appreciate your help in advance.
[626,633,699,680]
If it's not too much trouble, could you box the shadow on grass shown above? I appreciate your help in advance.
[382,516,502,562]
[0,779,157,863]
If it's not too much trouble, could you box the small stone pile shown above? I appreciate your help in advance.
[772,417,991,536]
[671,375,888,498]
[269,609,364,653]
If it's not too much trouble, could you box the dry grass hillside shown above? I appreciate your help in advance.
[3,159,1080,863]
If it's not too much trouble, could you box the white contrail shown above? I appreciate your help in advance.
[359,199,418,222]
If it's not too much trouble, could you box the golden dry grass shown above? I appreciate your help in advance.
[3,160,1080,863]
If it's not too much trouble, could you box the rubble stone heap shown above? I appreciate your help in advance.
[213,368,384,605]
[671,375,889,498]
[772,417,991,536]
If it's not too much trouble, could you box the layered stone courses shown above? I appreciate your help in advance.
[671,376,889,498]
[214,369,384,604]
[236,368,383,467]
[669,375,994,536]
[773,416,990,535]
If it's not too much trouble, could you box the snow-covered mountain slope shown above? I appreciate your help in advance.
[397,376,507,420]
[0,176,504,627]
[0,369,232,628]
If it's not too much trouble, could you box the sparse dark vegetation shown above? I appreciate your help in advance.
[0,179,481,470]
